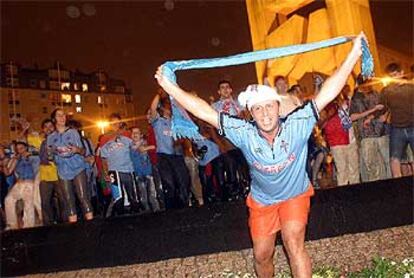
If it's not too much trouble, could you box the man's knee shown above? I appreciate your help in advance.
[282,222,306,257]
[253,245,274,264]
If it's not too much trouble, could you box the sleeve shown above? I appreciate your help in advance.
[39,140,49,165]
[31,156,40,175]
[211,102,219,112]
[150,113,160,125]
[287,100,319,139]
[46,134,53,148]
[217,112,250,148]
[70,129,83,148]
[100,143,109,158]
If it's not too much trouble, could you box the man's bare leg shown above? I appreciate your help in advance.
[281,220,311,278]
[252,233,277,278]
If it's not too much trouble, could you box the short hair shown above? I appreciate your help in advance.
[217,80,232,89]
[15,141,28,148]
[288,84,301,94]
[109,113,122,120]
[41,118,53,128]
[274,75,286,84]
[385,63,402,74]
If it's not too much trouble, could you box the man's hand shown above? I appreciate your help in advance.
[154,66,179,96]
[349,32,366,59]
[374,104,384,111]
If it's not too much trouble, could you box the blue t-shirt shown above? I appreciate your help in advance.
[212,98,243,116]
[151,115,175,155]
[15,156,40,180]
[194,139,220,166]
[130,147,152,177]
[47,128,86,180]
[100,135,134,173]
[218,101,319,205]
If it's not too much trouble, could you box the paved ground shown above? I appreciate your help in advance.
[25,225,413,277]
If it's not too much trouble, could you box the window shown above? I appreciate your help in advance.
[49,81,60,90]
[97,96,103,104]
[30,79,37,88]
[115,86,125,93]
[74,83,79,91]
[61,94,72,103]
[76,106,82,113]
[8,100,20,105]
[61,82,70,91]
[75,94,81,103]
[39,80,46,89]
[42,107,48,114]
[9,113,21,118]
[99,85,106,92]
[82,83,88,92]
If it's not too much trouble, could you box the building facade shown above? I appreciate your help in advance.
[0,62,136,144]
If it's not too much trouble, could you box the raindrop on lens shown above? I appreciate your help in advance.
[66,5,81,19]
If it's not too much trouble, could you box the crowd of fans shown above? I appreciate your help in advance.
[0,62,412,230]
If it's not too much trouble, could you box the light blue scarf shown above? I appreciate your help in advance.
[161,36,373,139]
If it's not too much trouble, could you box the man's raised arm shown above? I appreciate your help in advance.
[315,32,365,111]
[154,68,219,128]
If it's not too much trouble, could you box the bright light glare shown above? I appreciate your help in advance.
[97,121,109,128]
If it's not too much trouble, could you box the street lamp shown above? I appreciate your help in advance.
[96,120,109,134]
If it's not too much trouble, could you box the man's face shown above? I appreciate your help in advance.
[110,117,121,131]
[217,83,233,99]
[43,122,55,135]
[275,78,288,95]
[250,100,280,134]
[15,143,27,155]
[131,128,141,141]
[160,107,172,119]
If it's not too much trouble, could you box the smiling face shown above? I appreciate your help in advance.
[217,82,233,100]
[250,100,280,135]
[54,109,66,127]
[275,77,288,95]
[42,121,55,135]
[131,127,141,141]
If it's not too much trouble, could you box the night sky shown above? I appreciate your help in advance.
[1,1,412,115]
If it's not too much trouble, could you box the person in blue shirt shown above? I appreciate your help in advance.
[155,33,366,278]
[211,80,250,201]
[130,127,160,213]
[99,113,140,216]
[149,91,191,209]
[47,108,93,223]
[4,141,40,229]
[194,131,223,204]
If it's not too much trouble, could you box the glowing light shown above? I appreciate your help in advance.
[97,120,109,134]
[380,77,394,86]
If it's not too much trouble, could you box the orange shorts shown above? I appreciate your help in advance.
[246,185,314,239]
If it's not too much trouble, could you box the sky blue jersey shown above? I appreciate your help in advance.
[218,101,319,205]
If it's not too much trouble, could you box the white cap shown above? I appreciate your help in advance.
[238,84,282,110]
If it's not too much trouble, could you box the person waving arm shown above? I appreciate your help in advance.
[154,71,219,129]
[314,32,366,111]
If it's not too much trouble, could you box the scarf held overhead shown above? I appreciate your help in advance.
[161,36,374,140]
